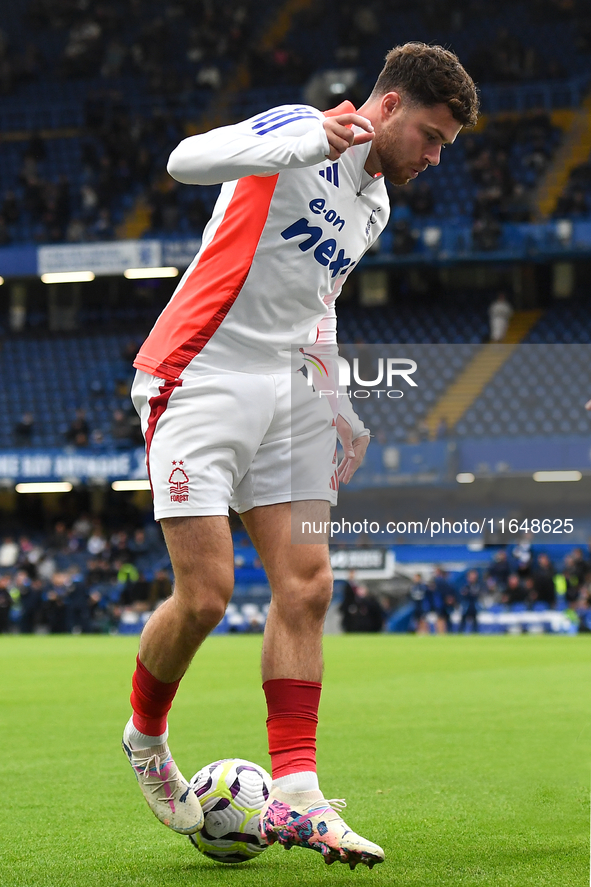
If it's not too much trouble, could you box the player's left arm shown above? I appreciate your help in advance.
[336,409,370,485]
[309,299,370,485]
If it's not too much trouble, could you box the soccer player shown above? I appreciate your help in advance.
[122,42,478,869]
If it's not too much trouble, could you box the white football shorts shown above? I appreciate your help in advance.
[131,369,338,519]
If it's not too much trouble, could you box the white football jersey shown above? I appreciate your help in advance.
[134,101,390,383]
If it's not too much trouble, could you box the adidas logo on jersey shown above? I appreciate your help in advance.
[319,162,339,187]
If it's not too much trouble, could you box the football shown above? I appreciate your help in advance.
[188,758,272,864]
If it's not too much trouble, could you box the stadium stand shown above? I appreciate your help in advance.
[2,0,591,639]
[0,333,138,448]
[1,287,591,448]
[1,0,591,247]
[0,526,589,635]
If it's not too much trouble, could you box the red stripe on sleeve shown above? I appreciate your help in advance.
[135,174,279,380]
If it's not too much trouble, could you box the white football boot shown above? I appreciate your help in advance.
[122,732,203,835]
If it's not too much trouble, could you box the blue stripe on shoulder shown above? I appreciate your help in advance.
[254,113,319,136]
[252,109,310,130]
[252,106,311,126]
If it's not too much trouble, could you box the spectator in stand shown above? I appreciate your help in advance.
[391,219,416,255]
[409,572,428,633]
[90,429,106,447]
[48,520,69,553]
[43,571,69,633]
[433,566,457,633]
[37,548,56,583]
[532,553,556,608]
[14,412,35,445]
[416,420,430,441]
[502,573,527,606]
[501,182,530,223]
[339,571,360,633]
[523,576,537,607]
[0,574,12,632]
[120,570,151,613]
[122,340,140,364]
[65,408,90,447]
[459,569,483,632]
[66,216,87,242]
[563,553,585,603]
[14,569,38,632]
[91,207,114,240]
[0,536,19,568]
[486,548,511,592]
[570,547,590,585]
[2,190,19,225]
[115,559,139,587]
[347,584,384,633]
[110,530,132,563]
[0,213,10,245]
[17,535,44,578]
[513,537,533,578]
[555,187,588,218]
[435,417,448,440]
[408,180,434,216]
[65,575,91,632]
[111,408,134,446]
[129,528,148,555]
[472,214,501,251]
[149,569,173,610]
[87,525,108,556]
[339,572,384,632]
[488,292,513,342]
[71,513,92,542]
[86,556,114,587]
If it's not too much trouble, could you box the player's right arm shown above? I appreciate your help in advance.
[167,107,374,185]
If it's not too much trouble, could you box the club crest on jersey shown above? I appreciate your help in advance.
[169,460,189,503]
[365,207,382,237]
[319,162,339,187]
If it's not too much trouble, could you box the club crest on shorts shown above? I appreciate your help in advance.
[169,460,189,503]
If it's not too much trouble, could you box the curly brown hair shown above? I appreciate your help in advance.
[371,42,479,127]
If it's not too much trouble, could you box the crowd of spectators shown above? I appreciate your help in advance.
[467,25,566,85]
[0,0,586,248]
[0,0,259,98]
[408,541,591,633]
[1,0,589,100]
[0,520,172,634]
[555,152,591,218]
[62,405,142,448]
[471,115,556,219]
[294,0,588,85]
[0,106,215,245]
[383,113,560,255]
[12,401,142,450]
[1,524,590,636]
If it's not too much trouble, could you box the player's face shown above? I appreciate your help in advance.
[373,99,462,186]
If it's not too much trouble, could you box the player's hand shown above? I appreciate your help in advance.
[336,414,370,484]
[323,114,374,161]
[586,399,591,410]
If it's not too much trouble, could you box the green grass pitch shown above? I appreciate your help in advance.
[1,634,589,886]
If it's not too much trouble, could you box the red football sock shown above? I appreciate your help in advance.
[263,678,322,779]
[130,655,180,736]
